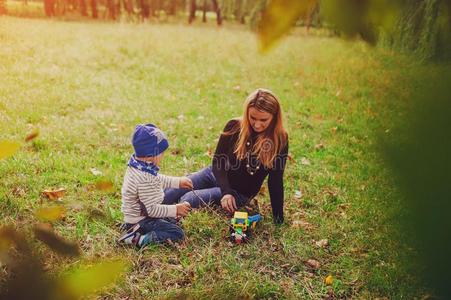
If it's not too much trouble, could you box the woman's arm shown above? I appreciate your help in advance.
[268,141,289,224]
[212,120,239,198]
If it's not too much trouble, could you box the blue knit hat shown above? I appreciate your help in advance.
[132,124,169,157]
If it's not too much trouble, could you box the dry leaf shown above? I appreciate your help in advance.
[325,274,334,285]
[177,114,185,121]
[315,239,329,248]
[291,220,312,229]
[33,223,80,257]
[287,153,295,163]
[258,0,317,52]
[0,140,21,160]
[331,127,338,134]
[42,188,66,200]
[294,190,302,199]
[35,206,66,222]
[305,259,320,269]
[233,85,241,91]
[301,157,311,165]
[25,129,39,142]
[94,181,114,191]
[314,142,325,150]
[90,168,103,176]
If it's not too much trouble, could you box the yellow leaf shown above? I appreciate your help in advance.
[258,0,317,52]
[94,180,114,191]
[35,206,66,222]
[325,274,333,285]
[57,260,128,298]
[0,140,21,160]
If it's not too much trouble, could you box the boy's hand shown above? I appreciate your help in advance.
[179,177,193,189]
[176,201,191,217]
[220,194,237,213]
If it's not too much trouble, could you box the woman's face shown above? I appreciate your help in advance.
[248,107,273,133]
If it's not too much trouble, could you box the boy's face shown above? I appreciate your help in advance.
[151,152,164,166]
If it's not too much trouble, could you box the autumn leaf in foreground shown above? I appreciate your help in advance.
[33,223,80,257]
[325,274,334,285]
[42,188,66,200]
[0,140,21,160]
[25,129,39,142]
[56,260,128,299]
[258,0,317,52]
[305,258,321,269]
[35,205,66,222]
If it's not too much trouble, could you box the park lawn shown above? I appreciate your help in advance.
[0,16,428,299]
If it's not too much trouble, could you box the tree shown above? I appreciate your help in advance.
[0,0,7,15]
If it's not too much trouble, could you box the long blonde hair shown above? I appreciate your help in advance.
[225,88,288,169]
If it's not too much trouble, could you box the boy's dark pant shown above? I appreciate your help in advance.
[125,217,184,244]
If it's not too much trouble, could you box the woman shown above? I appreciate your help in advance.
[163,88,289,224]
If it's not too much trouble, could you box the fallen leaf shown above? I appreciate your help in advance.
[233,85,241,91]
[25,129,39,142]
[177,114,185,121]
[42,188,66,201]
[33,223,80,257]
[94,181,114,191]
[258,0,317,52]
[0,140,21,160]
[287,153,296,163]
[305,259,320,269]
[301,157,311,165]
[35,206,66,222]
[314,142,325,150]
[331,127,338,134]
[325,274,334,285]
[315,239,329,248]
[90,168,103,176]
[294,190,302,199]
[291,220,312,229]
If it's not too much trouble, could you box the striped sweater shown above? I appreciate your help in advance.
[121,166,181,224]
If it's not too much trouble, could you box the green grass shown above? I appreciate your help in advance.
[0,16,431,299]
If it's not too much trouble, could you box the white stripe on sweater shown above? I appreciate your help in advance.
[121,166,180,224]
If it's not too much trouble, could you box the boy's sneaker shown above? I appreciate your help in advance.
[118,223,141,246]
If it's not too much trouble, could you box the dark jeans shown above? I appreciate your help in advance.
[125,217,184,243]
[163,166,249,208]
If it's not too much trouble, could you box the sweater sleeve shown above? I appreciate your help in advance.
[137,178,177,218]
[268,140,289,224]
[158,174,181,189]
[212,119,239,198]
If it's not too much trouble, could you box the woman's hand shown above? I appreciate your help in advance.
[176,201,191,217]
[220,194,237,213]
[179,177,193,189]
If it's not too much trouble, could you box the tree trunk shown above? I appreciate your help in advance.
[202,0,207,22]
[140,0,149,19]
[106,0,116,19]
[168,0,176,15]
[211,0,221,26]
[44,0,56,16]
[188,0,196,23]
[90,0,97,18]
[79,0,87,16]
[0,0,7,15]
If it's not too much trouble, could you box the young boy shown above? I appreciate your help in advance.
[118,123,192,248]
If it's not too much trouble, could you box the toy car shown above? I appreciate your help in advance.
[230,211,262,244]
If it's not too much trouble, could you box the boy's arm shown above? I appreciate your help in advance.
[137,180,177,218]
[158,174,181,189]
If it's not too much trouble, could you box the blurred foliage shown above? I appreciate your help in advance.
[383,69,451,298]
[0,226,127,300]
[256,0,451,60]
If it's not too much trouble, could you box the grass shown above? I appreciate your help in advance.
[0,15,432,299]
